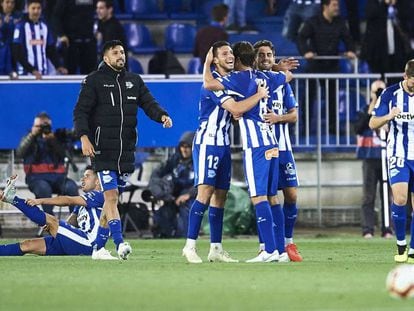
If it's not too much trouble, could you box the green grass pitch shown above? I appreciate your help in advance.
[0,234,413,311]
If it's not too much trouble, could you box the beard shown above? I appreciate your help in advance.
[112,59,125,71]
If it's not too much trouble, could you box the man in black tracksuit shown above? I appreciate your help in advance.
[73,40,173,260]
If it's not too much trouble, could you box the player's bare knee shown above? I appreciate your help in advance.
[268,195,279,205]
[394,196,408,206]
[104,189,119,205]
[196,185,215,204]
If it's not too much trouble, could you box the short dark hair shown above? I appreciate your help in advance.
[102,40,124,55]
[322,0,335,7]
[84,165,96,173]
[405,59,414,78]
[232,41,255,67]
[253,40,275,55]
[211,4,228,22]
[212,41,231,57]
[27,0,42,6]
[97,0,113,9]
[36,111,50,120]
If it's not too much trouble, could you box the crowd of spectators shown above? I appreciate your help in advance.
[0,0,414,78]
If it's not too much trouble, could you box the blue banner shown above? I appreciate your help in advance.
[0,80,201,149]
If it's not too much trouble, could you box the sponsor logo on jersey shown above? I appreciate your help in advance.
[127,96,137,100]
[29,39,44,45]
[126,81,134,89]
[103,84,115,88]
[395,112,414,122]
[265,147,279,160]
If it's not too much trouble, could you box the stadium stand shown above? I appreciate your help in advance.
[165,23,197,53]
[123,23,162,54]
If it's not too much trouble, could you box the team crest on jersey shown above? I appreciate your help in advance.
[126,81,134,89]
[265,148,279,160]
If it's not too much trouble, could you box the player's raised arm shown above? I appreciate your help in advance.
[203,47,225,91]
[221,83,269,115]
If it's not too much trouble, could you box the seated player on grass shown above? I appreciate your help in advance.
[0,166,117,259]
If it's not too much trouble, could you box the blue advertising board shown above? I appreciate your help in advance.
[0,79,202,149]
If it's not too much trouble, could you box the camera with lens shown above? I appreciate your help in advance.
[40,123,52,135]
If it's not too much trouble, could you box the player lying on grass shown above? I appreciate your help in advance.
[0,167,119,259]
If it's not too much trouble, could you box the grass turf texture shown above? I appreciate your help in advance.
[0,235,413,311]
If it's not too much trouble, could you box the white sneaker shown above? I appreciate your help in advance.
[117,242,132,260]
[278,252,290,263]
[1,174,17,203]
[246,250,279,263]
[92,247,118,260]
[208,247,239,263]
[182,246,202,263]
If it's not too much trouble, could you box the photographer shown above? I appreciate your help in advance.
[16,112,78,215]
[147,131,196,238]
[355,80,392,239]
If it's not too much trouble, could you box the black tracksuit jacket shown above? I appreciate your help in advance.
[73,62,169,173]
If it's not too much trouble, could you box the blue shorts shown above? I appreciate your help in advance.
[243,146,279,197]
[193,144,231,191]
[44,221,93,256]
[388,157,414,192]
[278,151,299,190]
[97,170,129,192]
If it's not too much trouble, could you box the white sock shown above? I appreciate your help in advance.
[185,239,196,249]
[397,240,407,246]
[285,237,293,245]
[259,243,265,251]
[408,248,414,255]
[210,243,222,251]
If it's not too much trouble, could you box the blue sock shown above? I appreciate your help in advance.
[93,226,110,250]
[209,206,224,243]
[108,219,123,249]
[257,223,264,244]
[391,203,407,242]
[283,202,297,239]
[410,213,414,249]
[271,204,285,254]
[255,201,276,253]
[0,243,24,256]
[187,200,208,240]
[14,197,46,226]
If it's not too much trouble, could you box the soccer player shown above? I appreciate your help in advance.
[253,40,303,262]
[74,40,172,260]
[369,59,414,263]
[204,41,292,262]
[182,41,270,263]
[0,167,117,259]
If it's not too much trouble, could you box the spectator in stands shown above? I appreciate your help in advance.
[354,80,393,239]
[149,131,196,238]
[95,0,127,54]
[343,0,361,47]
[193,3,228,64]
[15,112,79,216]
[11,0,66,79]
[0,0,21,76]
[52,0,96,74]
[297,0,356,134]
[282,0,321,43]
[224,0,254,33]
[361,0,413,80]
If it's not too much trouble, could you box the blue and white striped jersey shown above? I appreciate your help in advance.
[372,82,414,160]
[194,71,232,146]
[13,17,54,74]
[271,83,298,152]
[72,190,104,240]
[218,69,286,150]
